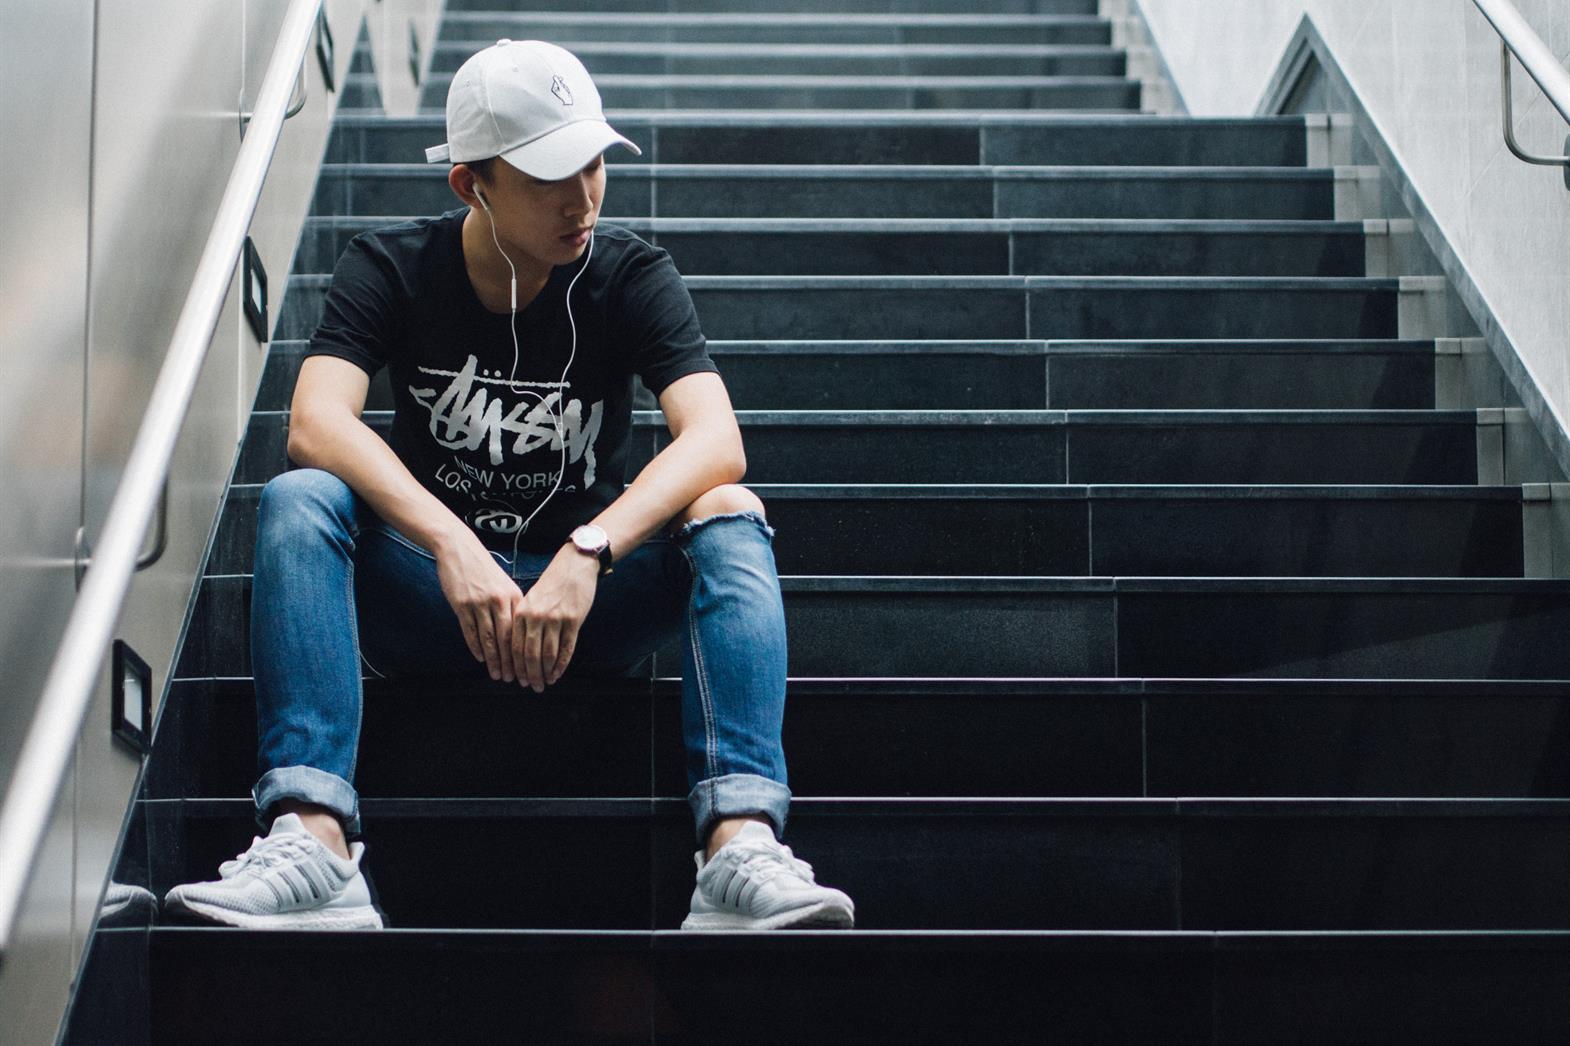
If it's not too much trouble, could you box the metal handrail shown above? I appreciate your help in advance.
[0,0,324,954]
[1473,0,1570,172]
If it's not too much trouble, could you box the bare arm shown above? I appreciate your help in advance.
[287,356,471,554]
[287,355,522,678]
[590,369,746,561]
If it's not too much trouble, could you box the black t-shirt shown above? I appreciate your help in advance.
[303,206,718,554]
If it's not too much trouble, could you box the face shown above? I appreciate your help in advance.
[461,152,606,267]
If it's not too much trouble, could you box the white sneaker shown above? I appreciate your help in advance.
[163,813,384,929]
[680,821,855,931]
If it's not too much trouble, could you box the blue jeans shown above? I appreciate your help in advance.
[248,467,791,848]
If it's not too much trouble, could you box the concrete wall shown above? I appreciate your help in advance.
[1136,0,1570,470]
[0,2,441,1043]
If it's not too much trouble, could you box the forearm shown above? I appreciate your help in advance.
[590,426,745,563]
[286,410,473,556]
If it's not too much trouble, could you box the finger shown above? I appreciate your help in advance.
[477,609,502,681]
[539,619,561,687]
[548,624,578,684]
[523,615,545,692]
[511,596,530,689]
[458,607,483,663]
[492,600,516,683]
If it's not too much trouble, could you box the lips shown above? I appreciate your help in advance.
[560,227,591,245]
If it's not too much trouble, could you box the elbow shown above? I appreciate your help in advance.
[285,411,316,467]
[728,434,747,483]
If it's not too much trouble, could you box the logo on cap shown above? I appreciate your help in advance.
[550,75,573,106]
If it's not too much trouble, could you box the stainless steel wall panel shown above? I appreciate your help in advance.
[0,0,93,1034]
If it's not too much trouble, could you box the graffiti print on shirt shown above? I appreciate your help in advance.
[411,353,603,535]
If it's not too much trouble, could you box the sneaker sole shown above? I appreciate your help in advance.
[681,899,854,931]
[168,896,385,930]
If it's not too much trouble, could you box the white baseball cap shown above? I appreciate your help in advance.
[424,39,642,179]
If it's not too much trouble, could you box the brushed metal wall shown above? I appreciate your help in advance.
[0,2,441,1042]
[0,0,94,1037]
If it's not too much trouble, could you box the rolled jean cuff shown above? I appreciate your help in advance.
[688,772,792,847]
[252,765,361,837]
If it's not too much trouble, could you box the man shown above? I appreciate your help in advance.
[163,40,855,932]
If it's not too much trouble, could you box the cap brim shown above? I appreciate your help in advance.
[498,120,643,180]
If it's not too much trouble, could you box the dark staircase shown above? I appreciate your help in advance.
[64,1,1570,1043]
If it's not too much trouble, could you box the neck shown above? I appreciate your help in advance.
[462,208,550,314]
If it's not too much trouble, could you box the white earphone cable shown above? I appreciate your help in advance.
[479,193,591,565]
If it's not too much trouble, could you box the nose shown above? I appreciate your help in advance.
[566,170,595,217]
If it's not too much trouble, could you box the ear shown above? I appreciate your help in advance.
[448,164,484,209]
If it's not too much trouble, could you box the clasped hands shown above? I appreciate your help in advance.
[436,532,600,692]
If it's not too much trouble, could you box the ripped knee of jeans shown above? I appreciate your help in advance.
[673,509,776,544]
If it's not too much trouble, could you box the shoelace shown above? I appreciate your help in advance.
[217,834,316,880]
[728,841,816,884]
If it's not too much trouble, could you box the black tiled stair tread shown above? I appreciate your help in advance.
[141,927,1570,1045]
[440,11,1114,46]
[444,0,1103,12]
[279,273,1397,340]
[260,337,1438,411]
[295,216,1369,277]
[174,574,1570,680]
[423,40,1130,76]
[147,677,1570,801]
[144,796,1570,931]
[405,76,1144,113]
[325,112,1311,167]
[311,163,1342,220]
[235,408,1479,486]
[207,481,1525,577]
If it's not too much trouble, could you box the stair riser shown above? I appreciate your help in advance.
[176,578,1570,680]
[278,279,1396,340]
[209,484,1521,577]
[338,79,380,108]
[325,119,1309,167]
[143,930,1570,1046]
[296,223,1368,278]
[311,169,1339,221]
[150,803,1570,930]
[149,680,1570,801]
[234,412,1477,486]
[261,343,1436,412]
[441,0,1102,13]
[438,19,1114,45]
[423,48,1128,77]
[406,81,1145,112]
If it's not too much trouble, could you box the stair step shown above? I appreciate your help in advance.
[147,796,1570,930]
[404,73,1143,112]
[325,112,1311,167]
[235,409,1478,486]
[147,677,1570,801]
[209,482,1523,577]
[141,925,1570,1044]
[338,74,382,110]
[296,217,1370,278]
[425,40,1129,76]
[175,575,1570,680]
[278,274,1397,341]
[442,0,1104,18]
[439,11,1114,45]
[312,163,1341,220]
[260,338,1438,412]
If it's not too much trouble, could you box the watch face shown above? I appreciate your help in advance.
[574,524,606,551]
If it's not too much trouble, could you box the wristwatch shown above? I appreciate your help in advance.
[567,523,613,576]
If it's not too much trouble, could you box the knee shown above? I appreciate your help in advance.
[257,468,353,537]
[673,484,765,529]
